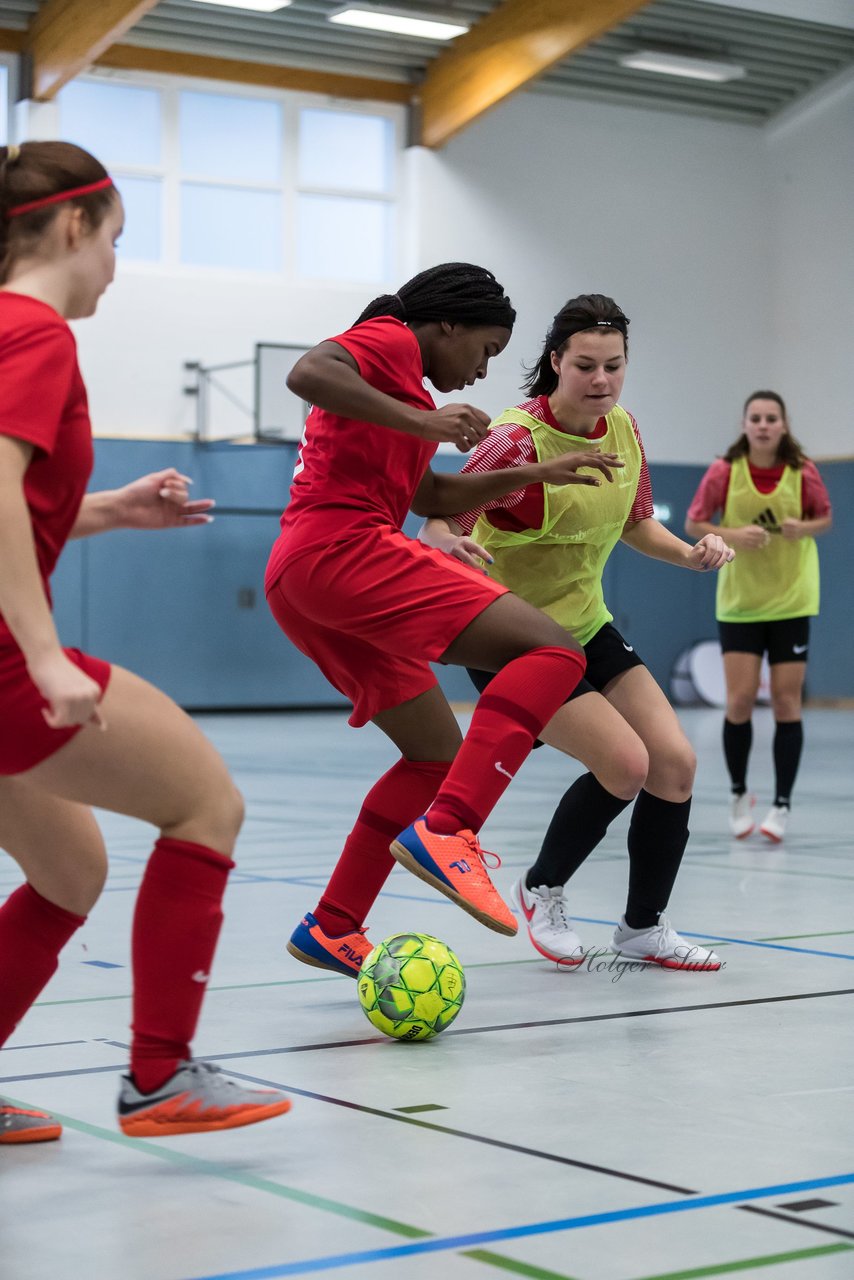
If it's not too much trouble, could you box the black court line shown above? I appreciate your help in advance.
[0,1039,87,1052]
[739,1204,854,1241]
[4,986,853,1088]
[214,1066,699,1197]
[780,1197,839,1211]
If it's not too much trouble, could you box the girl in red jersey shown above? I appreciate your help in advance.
[421,295,734,972]
[0,142,290,1144]
[685,391,832,842]
[266,264,595,974]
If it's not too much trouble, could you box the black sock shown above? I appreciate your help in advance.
[723,719,752,795]
[773,720,803,808]
[624,791,691,930]
[525,772,631,890]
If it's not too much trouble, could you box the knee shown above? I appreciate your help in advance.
[40,847,107,917]
[218,784,245,848]
[772,697,802,722]
[726,694,755,722]
[599,743,648,801]
[168,780,244,857]
[647,743,695,803]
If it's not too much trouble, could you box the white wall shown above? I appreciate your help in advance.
[408,92,773,464]
[765,71,854,457]
[64,73,853,464]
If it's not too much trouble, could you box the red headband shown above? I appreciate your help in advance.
[7,177,115,219]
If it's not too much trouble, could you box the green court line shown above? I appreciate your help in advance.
[630,1241,853,1280]
[35,958,544,1008]
[0,1097,589,1280]
[462,1248,580,1278]
[759,929,854,942]
[0,1095,428,1239]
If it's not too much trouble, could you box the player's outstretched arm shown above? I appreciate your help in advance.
[623,516,734,571]
[70,469,215,538]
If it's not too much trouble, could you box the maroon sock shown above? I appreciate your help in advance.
[315,758,451,935]
[130,837,234,1094]
[427,646,586,834]
[0,884,85,1048]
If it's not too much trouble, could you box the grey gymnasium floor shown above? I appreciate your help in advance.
[2,705,853,1280]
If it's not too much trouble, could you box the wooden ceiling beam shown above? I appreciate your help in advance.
[0,27,24,53]
[96,43,412,105]
[25,0,161,100]
[417,0,651,148]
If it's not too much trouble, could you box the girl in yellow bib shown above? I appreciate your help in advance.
[422,294,734,971]
[685,391,832,843]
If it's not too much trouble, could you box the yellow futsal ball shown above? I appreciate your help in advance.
[357,932,465,1041]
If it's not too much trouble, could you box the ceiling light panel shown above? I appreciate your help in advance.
[328,7,469,41]
[619,50,746,82]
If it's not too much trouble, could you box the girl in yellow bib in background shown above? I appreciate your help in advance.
[685,392,832,843]
[421,294,733,971]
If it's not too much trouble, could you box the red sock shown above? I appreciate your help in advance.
[0,884,85,1048]
[130,837,234,1094]
[427,646,586,834]
[315,758,451,935]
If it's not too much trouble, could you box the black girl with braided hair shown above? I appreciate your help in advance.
[421,292,735,972]
[267,264,617,973]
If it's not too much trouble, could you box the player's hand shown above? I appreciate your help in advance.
[537,448,625,487]
[416,405,491,452]
[116,469,215,529]
[29,651,106,730]
[687,533,736,572]
[780,517,804,541]
[445,535,493,571]
[734,524,770,550]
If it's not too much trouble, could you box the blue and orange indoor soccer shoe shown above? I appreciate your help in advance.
[286,911,373,977]
[390,818,517,936]
[0,1099,62,1143]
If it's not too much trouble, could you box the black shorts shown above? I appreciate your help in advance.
[467,621,645,733]
[718,617,810,665]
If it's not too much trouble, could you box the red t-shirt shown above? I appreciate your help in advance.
[0,293,93,649]
[266,317,437,587]
[454,395,654,536]
[687,456,831,522]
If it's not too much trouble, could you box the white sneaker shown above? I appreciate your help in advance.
[510,878,584,966]
[612,916,721,971]
[729,793,754,838]
[760,805,789,843]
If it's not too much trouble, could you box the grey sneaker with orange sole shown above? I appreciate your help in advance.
[0,1099,62,1144]
[118,1060,291,1138]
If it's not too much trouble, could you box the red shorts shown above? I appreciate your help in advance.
[266,527,507,727]
[0,646,112,776]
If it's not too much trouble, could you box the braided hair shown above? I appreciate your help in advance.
[356,262,515,330]
[523,294,629,397]
[0,141,116,283]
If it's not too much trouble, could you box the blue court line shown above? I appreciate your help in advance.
[183,1171,854,1280]
[573,917,854,961]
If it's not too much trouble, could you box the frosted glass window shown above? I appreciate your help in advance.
[299,110,392,192]
[180,184,282,272]
[115,176,161,262]
[297,195,392,283]
[180,92,281,184]
[59,80,161,167]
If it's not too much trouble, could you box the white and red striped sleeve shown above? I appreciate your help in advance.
[453,423,536,535]
[626,414,655,521]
